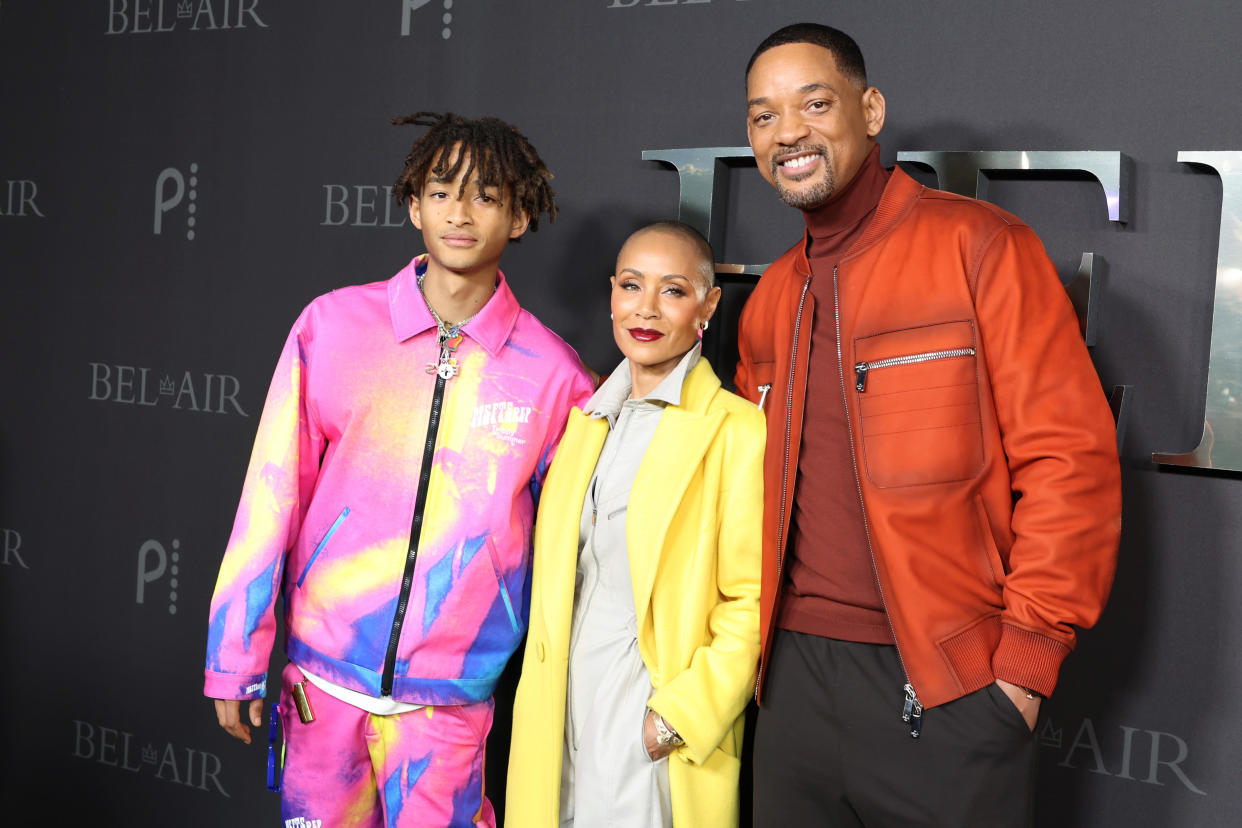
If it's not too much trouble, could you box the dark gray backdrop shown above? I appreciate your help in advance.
[2,1,1238,825]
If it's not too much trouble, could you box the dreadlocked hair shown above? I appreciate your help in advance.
[390,111,558,237]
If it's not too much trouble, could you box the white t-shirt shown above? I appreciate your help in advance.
[300,668,424,716]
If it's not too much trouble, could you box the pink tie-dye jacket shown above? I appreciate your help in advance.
[204,256,593,705]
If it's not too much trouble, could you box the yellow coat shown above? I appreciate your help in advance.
[505,358,764,827]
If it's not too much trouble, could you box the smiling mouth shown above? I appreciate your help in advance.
[772,144,828,181]
[628,328,665,342]
[779,153,820,170]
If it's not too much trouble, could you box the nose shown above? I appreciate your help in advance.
[447,196,472,225]
[775,110,811,146]
[636,289,659,318]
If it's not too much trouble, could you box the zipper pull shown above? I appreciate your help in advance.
[757,384,772,410]
[854,362,869,392]
[901,683,923,739]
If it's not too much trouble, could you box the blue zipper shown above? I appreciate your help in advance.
[296,506,351,587]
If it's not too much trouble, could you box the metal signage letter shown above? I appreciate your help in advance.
[641,147,765,275]
[894,151,1125,222]
[1153,151,1242,471]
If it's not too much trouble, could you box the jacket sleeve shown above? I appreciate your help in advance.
[530,364,594,508]
[735,250,796,406]
[734,290,762,405]
[647,408,765,765]
[203,311,325,700]
[974,224,1121,697]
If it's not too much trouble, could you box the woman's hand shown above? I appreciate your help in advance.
[643,710,677,762]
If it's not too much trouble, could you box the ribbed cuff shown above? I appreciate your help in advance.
[990,624,1071,698]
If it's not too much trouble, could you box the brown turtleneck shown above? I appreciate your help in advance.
[777,143,895,645]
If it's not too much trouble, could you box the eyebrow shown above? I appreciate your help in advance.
[427,176,501,193]
[619,268,692,283]
[747,82,833,108]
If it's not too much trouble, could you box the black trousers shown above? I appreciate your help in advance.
[752,630,1036,828]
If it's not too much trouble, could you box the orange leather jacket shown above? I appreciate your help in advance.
[735,168,1121,714]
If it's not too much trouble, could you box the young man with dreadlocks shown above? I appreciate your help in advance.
[203,112,593,827]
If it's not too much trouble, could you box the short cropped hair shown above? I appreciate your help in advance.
[627,220,716,291]
[745,23,868,88]
[390,111,557,235]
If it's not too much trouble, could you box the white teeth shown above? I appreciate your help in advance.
[781,155,817,169]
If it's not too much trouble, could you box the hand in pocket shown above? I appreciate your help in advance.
[994,679,1040,731]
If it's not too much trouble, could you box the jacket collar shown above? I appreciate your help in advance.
[586,343,702,425]
[788,165,926,278]
[388,254,521,356]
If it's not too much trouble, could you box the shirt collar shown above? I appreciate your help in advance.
[388,254,521,356]
[585,342,702,426]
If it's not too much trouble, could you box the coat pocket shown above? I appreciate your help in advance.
[296,506,351,587]
[973,495,1008,589]
[853,321,983,488]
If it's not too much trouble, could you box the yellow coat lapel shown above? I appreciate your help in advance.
[627,359,725,632]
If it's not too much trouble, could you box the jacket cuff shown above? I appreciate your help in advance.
[203,669,269,700]
[990,623,1071,698]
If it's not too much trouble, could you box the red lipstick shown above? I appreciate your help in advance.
[628,328,664,342]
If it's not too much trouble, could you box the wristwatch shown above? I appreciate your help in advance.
[653,713,684,747]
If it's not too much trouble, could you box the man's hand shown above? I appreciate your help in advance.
[994,679,1041,731]
[214,698,265,744]
[643,710,676,762]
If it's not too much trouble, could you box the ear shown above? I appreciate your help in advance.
[862,86,886,138]
[508,206,531,240]
[701,285,723,325]
[408,194,423,231]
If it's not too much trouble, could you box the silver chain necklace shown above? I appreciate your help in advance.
[416,271,493,381]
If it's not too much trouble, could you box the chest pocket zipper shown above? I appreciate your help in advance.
[854,348,977,392]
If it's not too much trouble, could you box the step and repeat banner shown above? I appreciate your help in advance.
[2,1,1240,825]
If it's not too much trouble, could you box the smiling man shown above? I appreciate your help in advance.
[203,112,593,827]
[734,24,1122,827]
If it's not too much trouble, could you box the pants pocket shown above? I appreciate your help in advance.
[450,697,495,746]
[983,681,1036,736]
[638,711,661,765]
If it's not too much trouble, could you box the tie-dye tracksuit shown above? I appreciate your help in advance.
[204,256,593,826]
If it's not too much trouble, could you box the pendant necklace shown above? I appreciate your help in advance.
[417,271,490,381]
